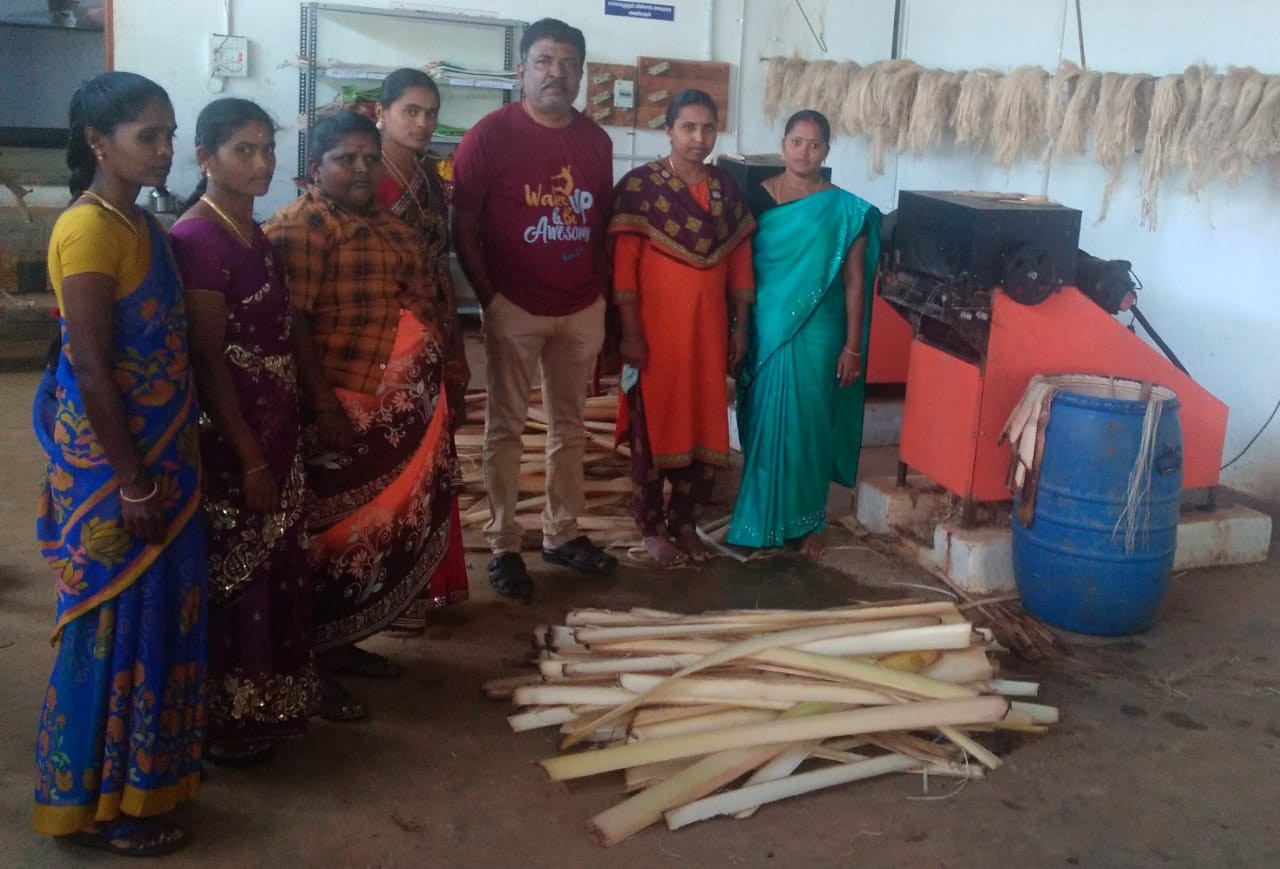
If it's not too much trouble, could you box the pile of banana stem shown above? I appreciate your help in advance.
[486,600,1057,846]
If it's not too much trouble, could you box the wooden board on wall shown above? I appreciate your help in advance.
[635,56,730,131]
[585,63,636,128]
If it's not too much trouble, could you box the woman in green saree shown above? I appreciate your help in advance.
[727,110,881,555]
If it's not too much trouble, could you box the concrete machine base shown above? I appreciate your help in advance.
[855,474,1273,594]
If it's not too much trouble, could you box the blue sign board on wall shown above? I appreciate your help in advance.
[605,1,675,22]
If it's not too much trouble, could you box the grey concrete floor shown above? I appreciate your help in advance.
[1,365,1279,868]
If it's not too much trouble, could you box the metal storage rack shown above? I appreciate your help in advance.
[297,2,525,178]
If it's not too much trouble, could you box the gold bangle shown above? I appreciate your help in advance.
[841,347,862,357]
[244,462,269,475]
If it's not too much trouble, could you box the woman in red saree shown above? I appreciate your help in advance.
[265,112,461,720]
[373,67,469,627]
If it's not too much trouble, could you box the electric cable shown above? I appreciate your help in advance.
[1128,305,1188,375]
[1220,394,1280,471]
[1125,270,1188,374]
[1121,268,1272,472]
[794,0,828,53]
[1075,0,1087,67]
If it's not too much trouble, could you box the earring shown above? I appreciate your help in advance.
[376,120,384,131]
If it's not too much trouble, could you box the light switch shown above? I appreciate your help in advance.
[210,35,249,78]
[613,79,635,110]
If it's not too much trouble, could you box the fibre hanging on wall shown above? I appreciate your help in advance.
[762,58,1280,229]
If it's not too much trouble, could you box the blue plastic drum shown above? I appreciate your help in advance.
[1012,375,1183,635]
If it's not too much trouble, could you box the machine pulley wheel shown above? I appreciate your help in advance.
[1002,246,1057,305]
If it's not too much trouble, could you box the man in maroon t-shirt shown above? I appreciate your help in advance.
[453,17,617,600]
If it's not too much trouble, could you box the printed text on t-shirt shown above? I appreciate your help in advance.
[523,165,595,243]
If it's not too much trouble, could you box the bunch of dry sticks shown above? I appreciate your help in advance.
[453,386,638,550]
[486,600,1057,846]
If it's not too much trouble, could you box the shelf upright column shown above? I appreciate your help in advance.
[298,3,319,182]
[502,25,514,106]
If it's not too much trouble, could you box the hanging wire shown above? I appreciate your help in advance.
[1220,394,1280,471]
[1074,0,1087,66]
[794,0,828,53]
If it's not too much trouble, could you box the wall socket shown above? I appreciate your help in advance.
[210,34,248,78]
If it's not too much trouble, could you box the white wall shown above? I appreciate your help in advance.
[109,0,1279,504]
[112,0,716,215]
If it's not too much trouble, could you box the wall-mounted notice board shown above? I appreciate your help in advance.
[635,56,730,131]
[585,63,637,128]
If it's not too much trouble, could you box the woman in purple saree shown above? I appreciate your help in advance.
[171,98,318,765]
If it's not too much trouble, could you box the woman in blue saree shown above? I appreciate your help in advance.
[32,72,205,856]
[728,110,881,555]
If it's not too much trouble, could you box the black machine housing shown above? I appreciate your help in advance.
[879,191,1084,360]
[715,153,834,191]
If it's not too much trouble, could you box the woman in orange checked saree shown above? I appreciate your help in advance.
[265,112,461,721]
[32,71,204,857]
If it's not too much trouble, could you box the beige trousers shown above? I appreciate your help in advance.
[482,293,606,554]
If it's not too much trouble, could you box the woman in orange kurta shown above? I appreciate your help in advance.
[610,89,755,566]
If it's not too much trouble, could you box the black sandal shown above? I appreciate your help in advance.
[65,818,186,857]
[324,645,402,679]
[542,535,618,575]
[487,553,534,602]
[318,675,368,722]
[206,740,275,768]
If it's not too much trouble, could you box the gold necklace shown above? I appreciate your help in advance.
[80,190,142,239]
[381,150,432,223]
[200,195,254,248]
[781,172,823,202]
[381,150,416,189]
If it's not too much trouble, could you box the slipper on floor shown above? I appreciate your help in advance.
[326,646,402,679]
[318,679,368,722]
[488,553,534,602]
[624,537,691,569]
[206,741,274,769]
[542,535,618,574]
[65,819,186,858]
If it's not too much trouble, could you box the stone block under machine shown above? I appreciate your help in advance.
[878,190,1228,523]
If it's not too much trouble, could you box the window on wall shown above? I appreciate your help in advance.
[1,1,104,29]
[0,1,106,148]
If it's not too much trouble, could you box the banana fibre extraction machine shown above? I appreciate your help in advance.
[878,190,1228,524]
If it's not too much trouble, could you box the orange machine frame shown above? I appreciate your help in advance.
[899,287,1229,503]
[867,294,914,385]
